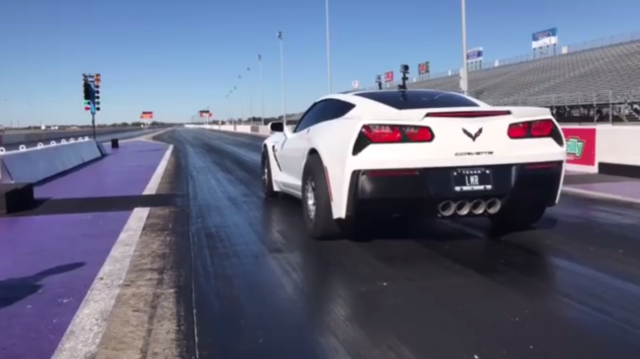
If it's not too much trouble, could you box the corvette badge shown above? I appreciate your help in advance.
[462,127,483,142]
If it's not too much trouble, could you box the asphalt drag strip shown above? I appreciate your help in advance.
[156,128,640,359]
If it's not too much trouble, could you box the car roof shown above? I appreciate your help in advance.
[348,89,450,96]
[317,89,487,111]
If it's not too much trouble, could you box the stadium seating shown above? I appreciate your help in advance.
[406,40,640,107]
[283,33,640,122]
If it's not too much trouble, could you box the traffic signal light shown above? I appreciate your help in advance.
[83,81,92,101]
[94,74,101,111]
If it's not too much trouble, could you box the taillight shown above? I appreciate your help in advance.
[530,120,554,136]
[507,122,529,138]
[362,125,402,143]
[361,124,434,143]
[508,119,556,139]
[353,124,435,155]
[403,126,434,142]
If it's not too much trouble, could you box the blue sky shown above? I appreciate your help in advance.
[0,0,638,126]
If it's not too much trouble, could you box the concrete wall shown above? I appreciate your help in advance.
[0,127,143,146]
[0,139,106,184]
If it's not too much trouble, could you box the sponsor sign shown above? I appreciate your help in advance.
[466,47,484,61]
[532,27,558,49]
[418,62,430,75]
[199,110,212,118]
[140,111,153,120]
[562,127,596,166]
[384,71,394,83]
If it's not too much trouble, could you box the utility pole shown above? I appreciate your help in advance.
[278,31,287,123]
[460,0,469,95]
[259,54,265,125]
[325,0,333,93]
[247,67,253,121]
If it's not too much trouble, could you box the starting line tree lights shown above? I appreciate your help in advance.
[82,73,101,112]
[82,73,101,139]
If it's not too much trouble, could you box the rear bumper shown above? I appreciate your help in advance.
[344,161,564,217]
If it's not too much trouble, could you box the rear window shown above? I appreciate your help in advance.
[354,90,480,110]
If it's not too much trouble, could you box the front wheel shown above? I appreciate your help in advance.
[301,155,341,239]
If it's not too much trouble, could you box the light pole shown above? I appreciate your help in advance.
[237,77,244,122]
[224,93,229,127]
[258,54,265,125]
[230,89,237,123]
[460,0,469,95]
[325,0,333,94]
[235,84,242,122]
[277,31,287,124]
[247,66,253,121]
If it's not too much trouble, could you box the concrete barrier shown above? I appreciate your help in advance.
[0,139,106,184]
[560,125,640,177]
[0,127,144,146]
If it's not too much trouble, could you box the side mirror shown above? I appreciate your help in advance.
[269,121,284,133]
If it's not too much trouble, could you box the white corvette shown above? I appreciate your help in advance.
[261,89,566,239]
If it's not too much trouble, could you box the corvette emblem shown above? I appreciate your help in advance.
[462,127,483,142]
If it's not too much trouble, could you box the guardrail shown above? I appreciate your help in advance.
[0,136,91,154]
[0,127,165,153]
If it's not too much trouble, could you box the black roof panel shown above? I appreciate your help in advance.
[354,90,480,110]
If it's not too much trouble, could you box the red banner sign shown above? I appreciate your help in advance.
[384,71,394,83]
[140,111,153,120]
[418,63,426,74]
[562,127,596,166]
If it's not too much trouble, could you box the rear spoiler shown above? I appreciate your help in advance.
[424,110,512,118]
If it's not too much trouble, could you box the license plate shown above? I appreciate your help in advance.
[452,168,493,192]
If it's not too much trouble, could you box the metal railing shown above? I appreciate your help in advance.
[490,89,640,107]
[490,89,640,124]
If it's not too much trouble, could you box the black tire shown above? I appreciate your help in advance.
[301,154,342,239]
[261,150,278,199]
[489,204,546,232]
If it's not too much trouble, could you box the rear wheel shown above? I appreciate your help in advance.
[261,150,278,199]
[301,155,341,239]
[489,204,546,231]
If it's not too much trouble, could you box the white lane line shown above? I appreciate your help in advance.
[52,144,174,359]
[562,186,640,206]
[144,144,173,195]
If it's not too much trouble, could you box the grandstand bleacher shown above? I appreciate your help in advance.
[336,31,640,123]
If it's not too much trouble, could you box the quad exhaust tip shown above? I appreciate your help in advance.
[470,199,486,215]
[486,198,502,214]
[438,200,456,217]
[437,198,501,216]
[455,200,472,216]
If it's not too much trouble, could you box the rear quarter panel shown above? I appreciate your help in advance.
[306,118,362,219]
